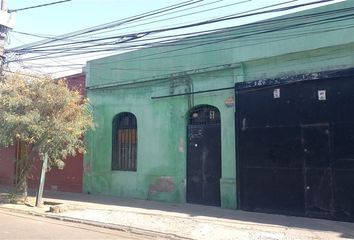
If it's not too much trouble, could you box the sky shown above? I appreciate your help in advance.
[5,0,345,76]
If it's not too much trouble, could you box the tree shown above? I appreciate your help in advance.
[0,73,94,198]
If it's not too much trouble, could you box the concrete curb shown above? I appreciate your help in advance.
[46,214,193,240]
[0,206,192,240]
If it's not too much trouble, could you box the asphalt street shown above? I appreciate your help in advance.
[0,210,148,240]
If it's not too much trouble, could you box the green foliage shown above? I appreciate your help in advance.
[0,73,94,175]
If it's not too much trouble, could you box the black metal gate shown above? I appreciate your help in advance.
[187,105,221,206]
[236,70,354,221]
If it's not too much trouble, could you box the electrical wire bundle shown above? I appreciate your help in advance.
[4,0,350,76]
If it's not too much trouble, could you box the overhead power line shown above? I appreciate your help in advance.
[79,0,253,39]
[9,9,353,64]
[9,0,336,54]
[7,0,340,59]
[9,0,72,13]
[10,8,353,64]
[9,0,204,50]
[9,0,253,50]
[4,0,345,76]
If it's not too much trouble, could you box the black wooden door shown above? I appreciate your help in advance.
[187,106,221,206]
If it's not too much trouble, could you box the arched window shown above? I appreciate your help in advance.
[112,112,137,171]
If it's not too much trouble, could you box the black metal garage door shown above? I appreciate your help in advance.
[236,71,354,221]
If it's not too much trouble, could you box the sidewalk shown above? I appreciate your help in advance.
[1,186,354,240]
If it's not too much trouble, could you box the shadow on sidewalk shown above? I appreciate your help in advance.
[44,189,354,239]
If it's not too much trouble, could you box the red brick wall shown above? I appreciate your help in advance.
[0,146,15,185]
[0,72,86,193]
[28,154,83,193]
[28,72,86,193]
[63,73,86,96]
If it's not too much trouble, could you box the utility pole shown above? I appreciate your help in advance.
[36,153,48,207]
[0,0,15,73]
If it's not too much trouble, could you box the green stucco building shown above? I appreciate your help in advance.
[84,1,354,218]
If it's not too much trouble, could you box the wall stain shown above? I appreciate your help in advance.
[178,138,185,153]
[148,176,175,199]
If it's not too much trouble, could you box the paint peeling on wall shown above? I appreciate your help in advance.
[83,162,92,173]
[178,138,185,153]
[148,176,175,199]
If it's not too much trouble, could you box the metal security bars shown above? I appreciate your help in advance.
[112,112,137,171]
[189,105,221,125]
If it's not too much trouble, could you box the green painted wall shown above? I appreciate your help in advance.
[84,69,237,208]
[84,1,354,209]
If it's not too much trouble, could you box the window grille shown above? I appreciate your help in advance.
[189,105,220,125]
[112,112,137,171]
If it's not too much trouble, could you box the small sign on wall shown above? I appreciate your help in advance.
[273,88,280,99]
[224,96,235,107]
[318,90,326,101]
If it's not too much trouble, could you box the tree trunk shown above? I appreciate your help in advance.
[15,176,27,198]
[14,141,35,199]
